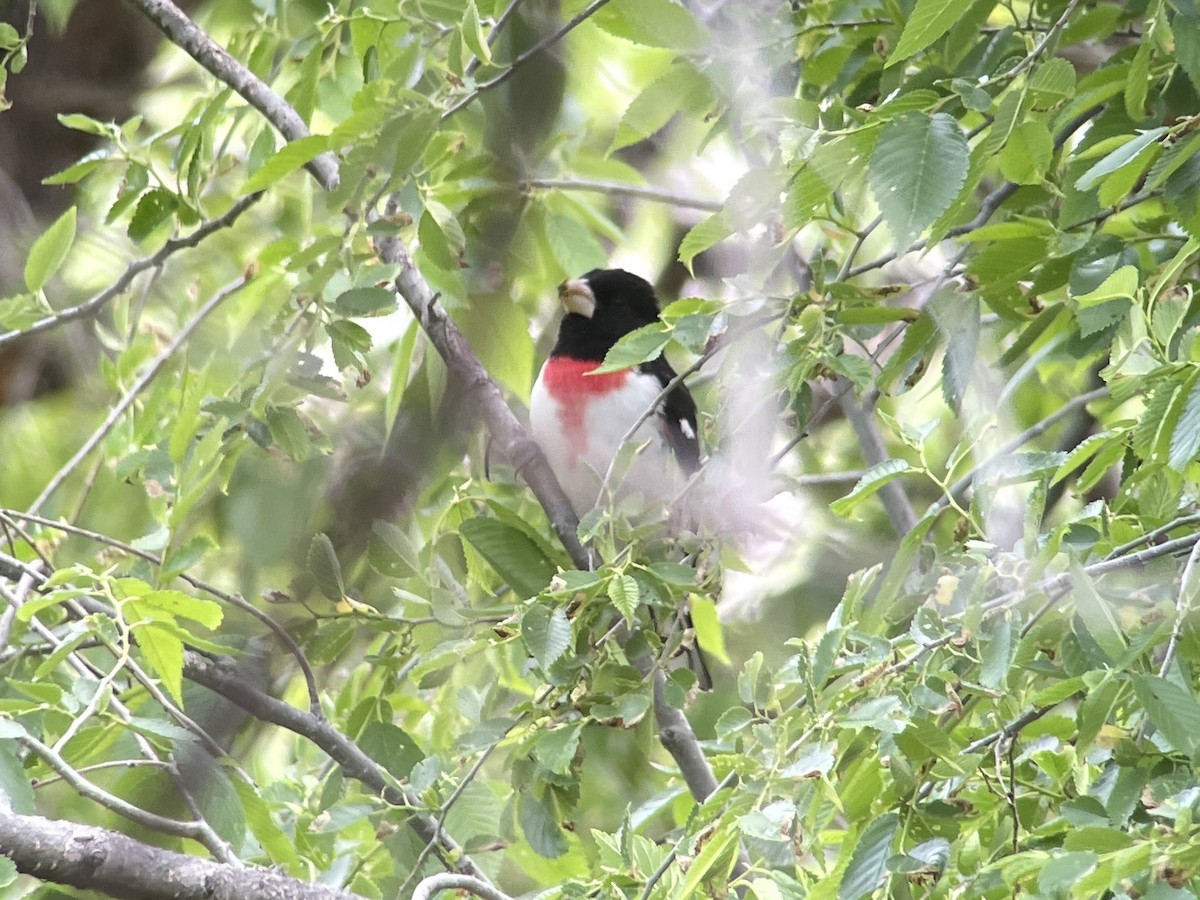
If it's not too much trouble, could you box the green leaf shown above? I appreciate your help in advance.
[1073,265,1138,307]
[1071,563,1126,664]
[0,741,35,814]
[231,778,299,867]
[519,791,569,858]
[460,517,556,599]
[360,721,425,779]
[24,205,76,292]
[334,286,395,317]
[1075,128,1167,191]
[591,0,710,51]
[830,459,913,518]
[1038,851,1097,895]
[522,604,573,669]
[240,134,330,194]
[607,574,640,625]
[592,322,671,374]
[127,188,179,242]
[612,63,713,151]
[265,405,312,460]
[679,211,734,271]
[307,533,345,601]
[460,0,492,66]
[928,289,980,413]
[868,113,969,247]
[536,721,583,776]
[690,594,728,665]
[839,812,899,900]
[999,120,1054,185]
[1167,369,1200,472]
[1130,675,1200,755]
[134,590,223,629]
[887,0,966,65]
[134,621,185,704]
[1029,57,1077,108]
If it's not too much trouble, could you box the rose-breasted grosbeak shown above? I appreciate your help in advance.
[530,268,711,688]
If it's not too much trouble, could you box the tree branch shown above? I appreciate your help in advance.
[411,874,514,900]
[377,225,591,570]
[0,812,360,900]
[0,193,260,350]
[124,0,339,190]
[181,650,494,886]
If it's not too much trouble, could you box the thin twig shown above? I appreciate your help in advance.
[441,0,616,120]
[4,508,324,717]
[526,177,724,212]
[125,0,339,189]
[930,386,1111,514]
[17,733,217,843]
[464,0,527,77]
[27,275,250,515]
[1001,0,1084,81]
[1159,538,1200,677]
[0,193,259,349]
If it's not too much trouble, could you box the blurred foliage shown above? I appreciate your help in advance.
[3,0,1200,898]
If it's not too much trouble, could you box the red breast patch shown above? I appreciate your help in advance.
[541,356,629,463]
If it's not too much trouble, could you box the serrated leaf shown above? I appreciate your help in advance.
[536,721,583,776]
[1029,57,1077,108]
[24,205,76,292]
[460,517,555,599]
[839,812,899,900]
[928,289,979,413]
[57,112,112,137]
[42,149,110,186]
[231,778,299,867]
[591,0,710,51]
[1132,678,1200,754]
[307,533,345,601]
[460,0,492,66]
[0,742,35,814]
[1071,562,1126,664]
[519,791,569,858]
[868,113,969,247]
[265,405,312,460]
[607,574,640,625]
[689,593,728,665]
[240,134,329,194]
[679,211,733,271]
[360,721,425,779]
[831,459,913,517]
[1167,370,1200,471]
[887,0,965,65]
[522,604,572,668]
[134,590,223,629]
[1075,128,1167,191]
[334,286,395,317]
[612,63,713,151]
[127,188,179,242]
[592,322,671,374]
[1073,265,1138,307]
[999,120,1054,185]
[134,621,185,704]
[888,837,951,875]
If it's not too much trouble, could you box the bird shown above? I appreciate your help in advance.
[529,268,711,688]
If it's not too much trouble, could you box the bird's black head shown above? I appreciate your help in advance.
[551,268,661,361]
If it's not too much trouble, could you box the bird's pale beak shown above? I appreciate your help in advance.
[558,278,596,318]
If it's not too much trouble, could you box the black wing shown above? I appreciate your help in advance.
[640,357,700,474]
